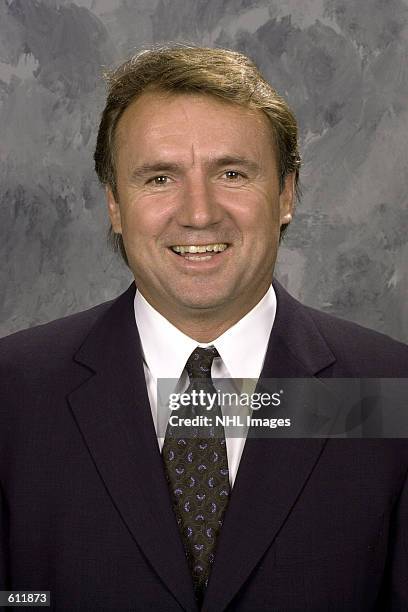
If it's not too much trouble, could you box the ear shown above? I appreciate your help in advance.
[279,173,295,227]
[106,186,122,234]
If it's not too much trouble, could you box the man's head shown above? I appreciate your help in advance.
[94,46,301,337]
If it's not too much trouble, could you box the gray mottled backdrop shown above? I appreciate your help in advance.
[1,0,407,342]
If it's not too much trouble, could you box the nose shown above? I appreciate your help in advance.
[175,173,223,228]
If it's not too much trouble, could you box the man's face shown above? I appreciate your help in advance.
[107,91,293,324]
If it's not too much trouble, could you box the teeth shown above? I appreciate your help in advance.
[171,243,228,254]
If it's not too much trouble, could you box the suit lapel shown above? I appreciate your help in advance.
[202,280,337,612]
[67,284,198,612]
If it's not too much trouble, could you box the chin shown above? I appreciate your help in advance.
[176,293,229,311]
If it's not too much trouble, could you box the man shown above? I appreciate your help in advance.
[0,46,407,611]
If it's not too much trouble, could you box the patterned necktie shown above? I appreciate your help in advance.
[162,346,231,606]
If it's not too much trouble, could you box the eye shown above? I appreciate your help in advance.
[148,175,170,186]
[222,170,245,181]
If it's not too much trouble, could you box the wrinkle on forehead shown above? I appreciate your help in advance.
[114,91,277,175]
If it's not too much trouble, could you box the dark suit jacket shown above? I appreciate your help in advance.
[1,280,407,611]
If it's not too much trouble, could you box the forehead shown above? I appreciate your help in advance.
[114,91,276,163]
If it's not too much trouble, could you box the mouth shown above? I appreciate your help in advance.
[168,243,229,261]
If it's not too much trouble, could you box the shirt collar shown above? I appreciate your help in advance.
[134,286,276,380]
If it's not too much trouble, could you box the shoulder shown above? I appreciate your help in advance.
[273,279,408,377]
[0,299,114,372]
[304,303,408,376]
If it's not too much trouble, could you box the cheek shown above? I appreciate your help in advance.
[231,199,280,235]
[121,198,171,239]
[234,204,281,261]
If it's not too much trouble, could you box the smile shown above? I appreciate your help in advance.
[167,243,230,266]
[170,244,228,260]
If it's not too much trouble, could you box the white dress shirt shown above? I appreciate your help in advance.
[134,286,277,486]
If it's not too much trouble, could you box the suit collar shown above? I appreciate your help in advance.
[69,279,336,612]
[74,279,335,377]
[268,278,336,377]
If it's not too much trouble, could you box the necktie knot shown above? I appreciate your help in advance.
[185,346,219,381]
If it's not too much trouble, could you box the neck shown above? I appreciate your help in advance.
[138,287,270,342]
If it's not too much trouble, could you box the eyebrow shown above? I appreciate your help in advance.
[210,156,260,173]
[130,163,182,181]
[129,156,260,181]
